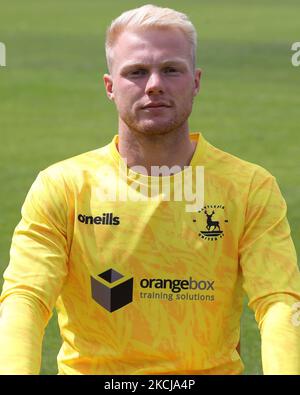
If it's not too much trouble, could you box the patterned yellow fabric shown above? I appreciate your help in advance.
[0,132,299,374]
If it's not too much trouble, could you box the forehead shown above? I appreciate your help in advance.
[111,27,192,71]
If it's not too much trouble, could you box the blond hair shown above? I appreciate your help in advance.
[105,4,197,72]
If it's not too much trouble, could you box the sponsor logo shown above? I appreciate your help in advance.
[78,213,120,225]
[192,204,228,240]
[139,276,215,302]
[91,268,215,313]
[91,268,133,313]
[140,277,214,293]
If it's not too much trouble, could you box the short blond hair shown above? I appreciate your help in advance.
[105,4,197,72]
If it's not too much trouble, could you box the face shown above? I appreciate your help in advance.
[104,27,201,136]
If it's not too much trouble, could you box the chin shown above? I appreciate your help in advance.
[135,120,182,135]
[137,127,173,136]
[121,112,189,136]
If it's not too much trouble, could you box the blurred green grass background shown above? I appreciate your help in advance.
[0,0,299,375]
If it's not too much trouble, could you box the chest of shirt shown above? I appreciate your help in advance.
[70,191,242,278]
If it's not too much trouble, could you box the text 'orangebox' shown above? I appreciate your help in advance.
[91,268,133,312]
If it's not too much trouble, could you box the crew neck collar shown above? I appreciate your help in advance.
[108,132,207,183]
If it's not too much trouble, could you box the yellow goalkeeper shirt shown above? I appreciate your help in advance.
[0,132,300,374]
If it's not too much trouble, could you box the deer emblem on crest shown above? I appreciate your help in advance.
[194,205,226,240]
[204,210,220,231]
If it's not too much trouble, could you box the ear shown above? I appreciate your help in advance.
[103,74,114,101]
[193,68,202,97]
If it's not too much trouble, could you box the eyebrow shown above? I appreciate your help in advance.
[120,59,190,72]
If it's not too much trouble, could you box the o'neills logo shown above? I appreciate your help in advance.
[78,213,120,225]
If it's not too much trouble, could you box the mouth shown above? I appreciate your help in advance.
[142,102,171,109]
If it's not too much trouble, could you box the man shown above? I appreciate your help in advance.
[0,4,299,375]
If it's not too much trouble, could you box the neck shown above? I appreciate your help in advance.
[117,125,196,176]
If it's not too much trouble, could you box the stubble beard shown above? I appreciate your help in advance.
[120,103,193,136]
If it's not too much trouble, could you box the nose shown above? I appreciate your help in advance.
[145,72,164,95]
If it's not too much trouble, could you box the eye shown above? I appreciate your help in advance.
[129,68,148,77]
[164,66,179,74]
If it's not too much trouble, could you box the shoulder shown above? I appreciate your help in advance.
[38,143,113,186]
[203,138,275,187]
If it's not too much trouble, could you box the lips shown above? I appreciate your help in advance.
[142,102,171,109]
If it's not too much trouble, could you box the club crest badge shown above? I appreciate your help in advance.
[192,205,228,241]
